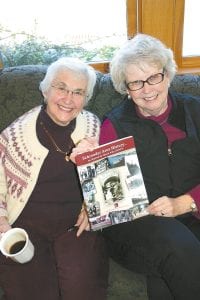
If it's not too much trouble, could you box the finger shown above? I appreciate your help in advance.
[76,225,84,237]
[76,219,90,237]
[75,213,84,227]
[148,205,162,215]
[75,211,88,236]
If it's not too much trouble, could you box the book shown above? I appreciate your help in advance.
[75,136,149,231]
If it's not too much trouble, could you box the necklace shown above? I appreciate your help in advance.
[40,121,72,161]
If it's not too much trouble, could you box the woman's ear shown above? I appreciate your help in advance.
[164,71,170,88]
[42,91,48,103]
[166,77,170,88]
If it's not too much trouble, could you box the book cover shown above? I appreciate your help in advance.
[75,136,149,231]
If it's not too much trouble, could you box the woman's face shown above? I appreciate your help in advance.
[125,64,170,117]
[43,70,87,126]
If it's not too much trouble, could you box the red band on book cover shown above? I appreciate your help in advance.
[75,136,135,165]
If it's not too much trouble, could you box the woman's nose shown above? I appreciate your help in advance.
[142,82,153,93]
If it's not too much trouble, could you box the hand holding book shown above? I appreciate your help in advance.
[70,137,99,163]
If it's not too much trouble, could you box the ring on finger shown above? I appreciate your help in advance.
[161,211,165,216]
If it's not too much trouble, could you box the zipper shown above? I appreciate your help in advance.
[168,148,172,156]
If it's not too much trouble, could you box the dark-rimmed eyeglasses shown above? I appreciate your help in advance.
[126,72,165,91]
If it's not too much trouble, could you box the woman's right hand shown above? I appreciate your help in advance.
[147,194,195,217]
[0,217,11,235]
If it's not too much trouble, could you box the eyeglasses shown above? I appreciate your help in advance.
[51,84,86,99]
[126,72,165,91]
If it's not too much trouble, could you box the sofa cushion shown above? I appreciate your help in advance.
[108,259,147,300]
[0,65,46,131]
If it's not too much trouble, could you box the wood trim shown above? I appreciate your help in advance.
[172,0,185,67]
[181,56,200,68]
[127,0,137,38]
[137,0,174,48]
[90,62,110,73]
[177,67,200,75]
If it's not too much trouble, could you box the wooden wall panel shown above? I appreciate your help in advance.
[138,0,175,48]
[127,0,137,38]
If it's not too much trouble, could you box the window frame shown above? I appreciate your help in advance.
[91,0,137,73]
[1,0,199,74]
[93,0,200,74]
[173,0,200,72]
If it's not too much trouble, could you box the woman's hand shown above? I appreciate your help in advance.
[70,137,99,163]
[148,194,195,217]
[75,207,90,237]
[0,216,11,235]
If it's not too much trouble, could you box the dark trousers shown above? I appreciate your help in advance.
[103,214,200,300]
[0,229,108,300]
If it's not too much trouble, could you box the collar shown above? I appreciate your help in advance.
[38,106,100,145]
[122,93,186,131]
[136,97,172,126]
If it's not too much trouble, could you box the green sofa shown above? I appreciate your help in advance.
[1,65,200,299]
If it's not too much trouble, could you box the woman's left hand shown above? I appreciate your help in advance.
[70,137,99,163]
[75,207,90,237]
[148,194,194,217]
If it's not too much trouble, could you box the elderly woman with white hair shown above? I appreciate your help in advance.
[0,57,108,300]
[99,34,200,299]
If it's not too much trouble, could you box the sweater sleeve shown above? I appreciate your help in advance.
[71,110,101,144]
[0,165,8,218]
[99,119,118,145]
[0,135,9,218]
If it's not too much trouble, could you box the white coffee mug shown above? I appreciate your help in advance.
[0,228,34,264]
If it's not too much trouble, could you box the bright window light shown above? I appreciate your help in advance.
[183,0,200,56]
[0,0,127,66]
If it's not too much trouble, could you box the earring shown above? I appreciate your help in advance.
[127,94,131,99]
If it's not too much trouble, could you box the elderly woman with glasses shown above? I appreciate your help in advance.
[0,57,108,300]
[99,34,200,299]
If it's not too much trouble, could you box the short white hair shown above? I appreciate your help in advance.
[40,57,97,104]
[110,33,177,95]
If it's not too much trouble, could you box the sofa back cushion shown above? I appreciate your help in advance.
[1,65,200,132]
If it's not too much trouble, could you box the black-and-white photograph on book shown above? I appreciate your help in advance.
[76,136,149,230]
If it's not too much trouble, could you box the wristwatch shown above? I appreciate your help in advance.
[190,200,197,212]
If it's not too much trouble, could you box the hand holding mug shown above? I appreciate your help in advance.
[0,216,12,234]
[0,227,35,264]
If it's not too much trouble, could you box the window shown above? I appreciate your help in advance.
[1,0,199,73]
[0,0,128,71]
[183,0,200,56]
